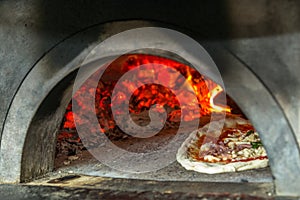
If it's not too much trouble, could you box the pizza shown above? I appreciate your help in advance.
[176,116,268,174]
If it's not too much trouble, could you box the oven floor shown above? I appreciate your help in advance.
[55,114,273,183]
[30,142,275,199]
[48,115,275,199]
[54,152,273,183]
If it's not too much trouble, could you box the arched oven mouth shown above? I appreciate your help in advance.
[53,52,273,184]
[0,20,299,198]
[24,51,274,198]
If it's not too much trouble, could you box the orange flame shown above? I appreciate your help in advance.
[209,85,231,113]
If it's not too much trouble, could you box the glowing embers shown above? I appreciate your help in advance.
[63,54,231,134]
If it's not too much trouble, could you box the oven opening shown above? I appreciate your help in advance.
[53,53,272,183]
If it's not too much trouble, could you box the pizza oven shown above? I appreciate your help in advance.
[0,0,300,199]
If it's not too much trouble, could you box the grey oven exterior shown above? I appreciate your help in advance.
[0,0,300,197]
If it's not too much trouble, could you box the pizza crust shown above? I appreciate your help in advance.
[176,117,268,174]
